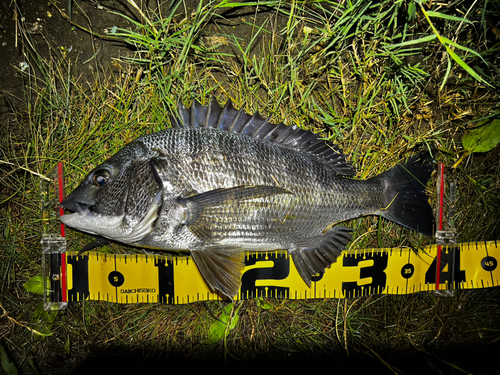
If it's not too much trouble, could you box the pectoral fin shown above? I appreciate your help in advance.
[292,226,353,287]
[186,185,290,206]
[183,185,291,241]
[190,246,245,299]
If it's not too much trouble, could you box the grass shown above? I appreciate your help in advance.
[1,0,500,373]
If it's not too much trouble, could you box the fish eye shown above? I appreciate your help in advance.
[92,170,110,187]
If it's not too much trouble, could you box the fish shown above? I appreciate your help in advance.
[60,99,435,299]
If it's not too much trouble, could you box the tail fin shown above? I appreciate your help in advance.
[372,151,435,236]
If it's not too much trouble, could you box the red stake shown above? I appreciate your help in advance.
[436,162,445,290]
[58,162,66,237]
[57,162,67,302]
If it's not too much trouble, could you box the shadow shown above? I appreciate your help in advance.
[71,340,500,375]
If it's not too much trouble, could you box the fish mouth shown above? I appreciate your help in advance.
[60,191,163,244]
[60,199,93,230]
[60,199,89,214]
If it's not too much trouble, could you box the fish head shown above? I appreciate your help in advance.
[60,141,162,243]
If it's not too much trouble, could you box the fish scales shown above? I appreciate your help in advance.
[137,127,374,248]
[61,99,435,298]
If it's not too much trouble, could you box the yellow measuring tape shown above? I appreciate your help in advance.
[46,241,498,305]
[41,163,498,308]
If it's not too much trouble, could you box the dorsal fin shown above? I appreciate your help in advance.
[173,99,356,176]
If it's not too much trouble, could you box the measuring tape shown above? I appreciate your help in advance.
[42,240,499,305]
[40,162,499,308]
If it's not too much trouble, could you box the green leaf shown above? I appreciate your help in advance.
[32,301,57,338]
[445,46,491,86]
[426,11,473,24]
[462,119,500,153]
[386,34,436,48]
[440,54,452,91]
[255,297,273,310]
[0,344,18,375]
[408,1,416,19]
[440,36,487,64]
[202,303,240,346]
[23,276,46,295]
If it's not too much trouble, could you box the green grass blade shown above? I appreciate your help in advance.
[386,34,436,48]
[445,45,491,86]
[440,54,452,91]
[426,10,473,24]
[440,36,488,64]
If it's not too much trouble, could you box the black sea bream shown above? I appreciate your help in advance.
[61,100,435,298]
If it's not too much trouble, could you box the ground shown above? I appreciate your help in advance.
[1,1,500,374]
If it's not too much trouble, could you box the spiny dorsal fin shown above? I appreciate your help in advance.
[173,99,356,176]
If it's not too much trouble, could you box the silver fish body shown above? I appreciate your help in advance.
[61,100,435,298]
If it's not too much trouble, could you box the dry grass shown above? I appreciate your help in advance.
[1,0,500,373]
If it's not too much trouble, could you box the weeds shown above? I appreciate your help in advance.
[1,0,499,373]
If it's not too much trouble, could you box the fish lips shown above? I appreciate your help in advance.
[60,198,93,230]
[60,184,97,226]
[60,199,89,214]
[60,183,100,216]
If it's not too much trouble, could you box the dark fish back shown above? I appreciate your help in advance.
[172,100,357,176]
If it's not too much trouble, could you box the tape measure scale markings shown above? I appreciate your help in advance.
[41,163,500,309]
[459,241,499,289]
[51,241,499,305]
[41,162,499,307]
[65,252,174,304]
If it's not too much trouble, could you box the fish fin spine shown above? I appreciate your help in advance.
[178,99,357,176]
[291,226,353,287]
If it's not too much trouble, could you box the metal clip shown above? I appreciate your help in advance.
[41,234,68,310]
[433,163,458,298]
[435,229,458,245]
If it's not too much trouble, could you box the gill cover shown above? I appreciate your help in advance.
[61,148,163,243]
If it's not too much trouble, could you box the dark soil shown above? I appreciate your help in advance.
[0,0,130,136]
[0,0,283,107]
[0,0,285,133]
[1,1,499,374]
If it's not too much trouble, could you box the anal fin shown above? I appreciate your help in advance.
[190,246,245,299]
[292,226,353,287]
